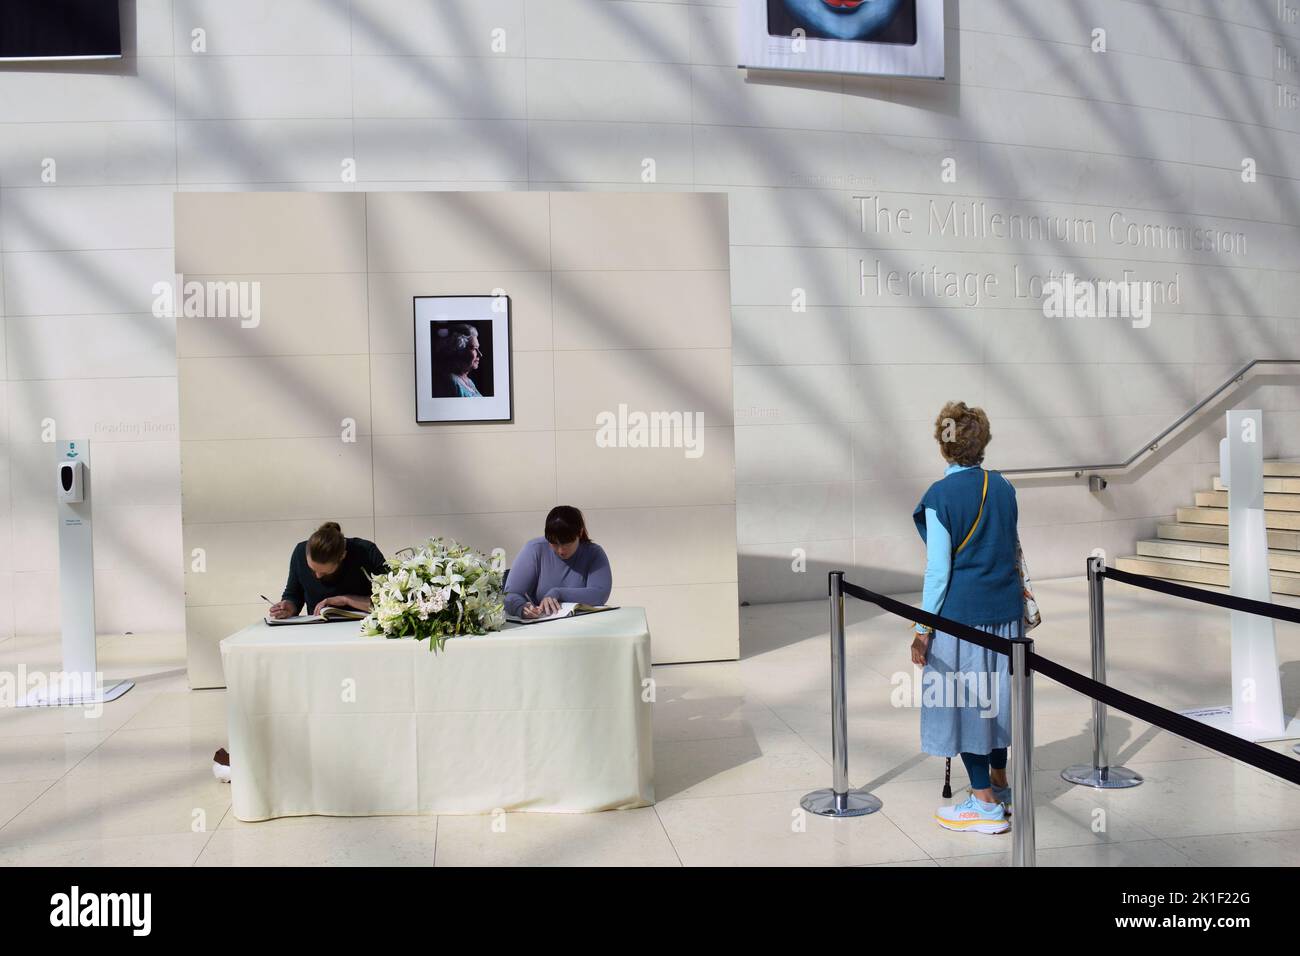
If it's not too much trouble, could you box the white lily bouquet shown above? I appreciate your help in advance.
[360,537,506,652]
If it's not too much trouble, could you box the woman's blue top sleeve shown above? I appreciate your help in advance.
[919,507,952,634]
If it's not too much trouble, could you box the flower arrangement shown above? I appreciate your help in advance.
[360,537,505,652]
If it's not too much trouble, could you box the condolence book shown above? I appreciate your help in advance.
[265,606,368,626]
[506,603,617,625]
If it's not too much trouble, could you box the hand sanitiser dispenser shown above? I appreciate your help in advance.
[19,440,133,707]
[57,459,84,503]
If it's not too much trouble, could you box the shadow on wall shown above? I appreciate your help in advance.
[739,371,1300,608]
[741,553,922,607]
[5,0,1300,644]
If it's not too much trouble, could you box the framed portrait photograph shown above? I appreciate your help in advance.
[413,294,513,424]
[737,0,943,78]
[766,0,917,45]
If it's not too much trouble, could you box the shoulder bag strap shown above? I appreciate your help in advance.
[954,469,988,555]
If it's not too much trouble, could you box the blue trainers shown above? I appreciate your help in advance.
[993,785,1012,814]
[935,795,1010,834]
[970,784,1013,815]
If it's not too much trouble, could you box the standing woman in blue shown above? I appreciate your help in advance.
[911,401,1023,835]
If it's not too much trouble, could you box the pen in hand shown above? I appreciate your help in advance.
[261,594,288,620]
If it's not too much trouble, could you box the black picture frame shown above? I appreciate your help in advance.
[412,294,514,425]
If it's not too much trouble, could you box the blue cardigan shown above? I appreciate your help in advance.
[913,464,1021,627]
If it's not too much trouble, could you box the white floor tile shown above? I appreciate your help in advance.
[654,788,927,867]
[0,731,109,783]
[121,689,228,730]
[937,838,1195,867]
[65,722,227,780]
[1166,828,1300,866]
[435,807,679,866]
[0,769,230,847]
[875,771,1161,859]
[0,832,211,867]
[655,732,831,800]
[197,816,438,867]
[0,579,1295,865]
[0,779,57,828]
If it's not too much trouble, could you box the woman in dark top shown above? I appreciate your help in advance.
[217,521,388,780]
[267,521,386,618]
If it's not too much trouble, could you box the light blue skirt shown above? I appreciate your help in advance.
[919,618,1021,758]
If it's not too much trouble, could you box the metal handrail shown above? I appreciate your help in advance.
[1000,358,1300,479]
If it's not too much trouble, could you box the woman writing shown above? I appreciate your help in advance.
[505,506,612,619]
[267,521,385,619]
[217,521,385,781]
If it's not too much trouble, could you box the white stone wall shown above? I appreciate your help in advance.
[1,0,1298,638]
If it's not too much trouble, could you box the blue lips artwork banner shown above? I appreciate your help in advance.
[738,0,943,78]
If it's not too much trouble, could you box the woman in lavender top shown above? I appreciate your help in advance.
[505,506,612,619]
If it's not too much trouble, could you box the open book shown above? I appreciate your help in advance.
[265,605,368,626]
[506,603,616,625]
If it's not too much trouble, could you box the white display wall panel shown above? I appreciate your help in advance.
[175,190,737,685]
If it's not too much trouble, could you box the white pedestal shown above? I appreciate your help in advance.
[15,439,135,709]
[20,679,134,707]
[1185,412,1298,742]
[1180,705,1300,743]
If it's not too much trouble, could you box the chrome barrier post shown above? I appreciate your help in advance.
[801,571,883,817]
[1062,555,1144,789]
[1010,637,1036,867]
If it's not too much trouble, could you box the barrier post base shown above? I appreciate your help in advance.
[1061,764,1143,789]
[800,788,882,818]
[17,679,133,707]
[1181,705,1300,743]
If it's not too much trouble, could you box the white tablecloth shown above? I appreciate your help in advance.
[219,609,654,821]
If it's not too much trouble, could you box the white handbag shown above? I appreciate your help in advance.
[1017,537,1042,632]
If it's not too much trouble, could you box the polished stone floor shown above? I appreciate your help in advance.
[1,576,1298,866]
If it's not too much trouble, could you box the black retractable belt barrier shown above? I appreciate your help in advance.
[840,576,1036,865]
[839,576,1300,787]
[1103,564,1300,626]
[839,580,1016,659]
[1028,651,1300,786]
[815,572,1300,869]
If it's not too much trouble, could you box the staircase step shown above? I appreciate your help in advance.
[1176,506,1300,531]
[1135,461,1300,600]
[1213,476,1300,493]
[1136,539,1300,572]
[1114,555,1300,596]
[1195,490,1300,512]
[1158,521,1300,550]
